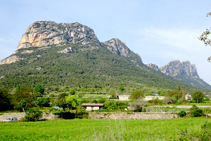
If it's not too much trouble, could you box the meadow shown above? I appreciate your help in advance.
[0,117,209,141]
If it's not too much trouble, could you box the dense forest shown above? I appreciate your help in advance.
[0,43,209,94]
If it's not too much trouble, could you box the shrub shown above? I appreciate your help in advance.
[98,98,106,103]
[35,97,50,107]
[50,94,55,97]
[192,109,203,117]
[178,122,211,140]
[190,105,204,117]
[70,89,76,95]
[178,110,186,117]
[22,108,42,121]
[78,93,84,98]
[91,99,98,103]
[80,99,88,104]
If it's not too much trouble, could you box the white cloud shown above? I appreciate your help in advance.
[140,27,209,51]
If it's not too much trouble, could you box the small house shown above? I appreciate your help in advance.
[143,96,165,101]
[118,95,130,101]
[185,94,192,100]
[82,103,104,111]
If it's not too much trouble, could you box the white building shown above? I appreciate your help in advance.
[117,95,164,101]
[82,103,104,111]
[118,95,130,101]
[185,94,192,100]
[143,96,165,101]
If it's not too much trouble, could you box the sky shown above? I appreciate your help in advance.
[0,0,211,84]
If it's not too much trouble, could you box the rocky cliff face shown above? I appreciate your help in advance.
[1,21,143,66]
[146,60,211,90]
[102,38,142,63]
[0,56,23,65]
[102,38,131,57]
[159,60,199,77]
[146,63,160,71]
[17,21,100,50]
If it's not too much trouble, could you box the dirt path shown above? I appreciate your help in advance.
[158,106,211,108]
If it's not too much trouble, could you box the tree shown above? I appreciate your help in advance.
[24,108,42,121]
[57,93,68,110]
[129,91,144,100]
[65,94,78,110]
[13,86,34,111]
[119,85,125,92]
[192,91,205,103]
[0,89,12,111]
[69,89,76,95]
[35,97,50,107]
[15,84,20,92]
[165,87,186,99]
[19,100,26,112]
[98,98,106,103]
[34,84,45,96]
[129,100,147,112]
[199,12,211,61]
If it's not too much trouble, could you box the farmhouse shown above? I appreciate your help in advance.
[143,96,165,101]
[185,94,192,100]
[82,103,104,111]
[117,95,165,101]
[118,95,130,101]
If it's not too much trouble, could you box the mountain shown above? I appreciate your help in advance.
[147,61,211,90]
[0,21,210,93]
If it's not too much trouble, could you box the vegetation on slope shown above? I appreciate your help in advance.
[0,43,210,93]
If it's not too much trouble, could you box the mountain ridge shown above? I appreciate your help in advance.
[0,21,210,93]
[147,60,211,90]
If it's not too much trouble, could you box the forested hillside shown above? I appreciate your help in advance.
[0,43,209,93]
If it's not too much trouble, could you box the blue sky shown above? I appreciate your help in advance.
[1,0,211,85]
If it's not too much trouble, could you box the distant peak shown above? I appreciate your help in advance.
[17,21,100,50]
[159,60,198,77]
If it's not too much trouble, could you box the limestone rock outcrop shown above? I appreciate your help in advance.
[146,63,160,71]
[17,21,100,50]
[102,38,142,63]
[0,56,23,65]
[103,38,131,57]
[159,60,198,77]
[57,47,72,53]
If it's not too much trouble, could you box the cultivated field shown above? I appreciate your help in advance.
[0,117,209,141]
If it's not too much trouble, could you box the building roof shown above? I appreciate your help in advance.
[82,103,104,107]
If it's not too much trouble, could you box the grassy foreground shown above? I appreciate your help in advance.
[0,117,209,141]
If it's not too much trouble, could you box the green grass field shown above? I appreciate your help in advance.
[0,117,209,141]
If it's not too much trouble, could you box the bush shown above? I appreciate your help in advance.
[190,105,204,117]
[78,93,84,98]
[70,89,76,95]
[178,110,186,117]
[91,99,98,103]
[192,109,203,117]
[98,98,106,103]
[22,108,42,121]
[178,122,211,140]
[50,94,55,97]
[34,97,50,107]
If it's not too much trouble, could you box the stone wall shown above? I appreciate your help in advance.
[0,112,59,121]
[89,112,178,119]
[0,113,25,121]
